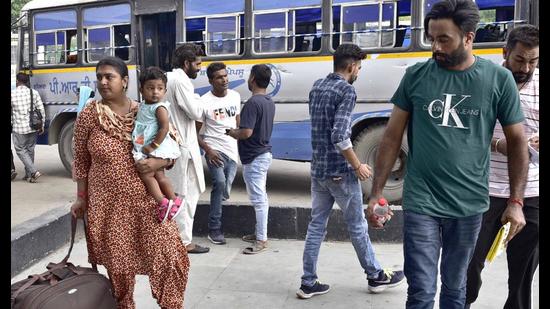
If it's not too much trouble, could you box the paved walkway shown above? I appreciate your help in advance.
[11,144,312,227]
[11,236,539,309]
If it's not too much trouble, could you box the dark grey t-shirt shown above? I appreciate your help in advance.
[238,94,276,164]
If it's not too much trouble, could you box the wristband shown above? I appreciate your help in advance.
[151,142,160,149]
[508,198,523,208]
[353,163,361,171]
[77,191,87,199]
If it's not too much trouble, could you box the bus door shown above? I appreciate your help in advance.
[135,0,177,71]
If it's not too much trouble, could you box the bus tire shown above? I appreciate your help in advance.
[353,122,408,203]
[58,119,75,175]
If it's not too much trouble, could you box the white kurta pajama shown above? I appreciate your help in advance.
[165,68,206,245]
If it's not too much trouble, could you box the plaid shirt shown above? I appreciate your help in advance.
[11,86,45,134]
[309,73,356,179]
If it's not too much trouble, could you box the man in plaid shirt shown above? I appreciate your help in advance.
[297,44,404,299]
[11,72,45,183]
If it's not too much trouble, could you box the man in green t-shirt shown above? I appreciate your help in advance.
[367,1,529,308]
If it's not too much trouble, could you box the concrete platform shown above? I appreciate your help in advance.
[11,236,539,309]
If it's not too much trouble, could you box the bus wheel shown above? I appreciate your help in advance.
[58,119,75,175]
[353,122,408,203]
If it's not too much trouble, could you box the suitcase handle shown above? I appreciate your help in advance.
[60,215,98,271]
[12,217,99,304]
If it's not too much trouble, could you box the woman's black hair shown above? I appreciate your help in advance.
[96,56,129,78]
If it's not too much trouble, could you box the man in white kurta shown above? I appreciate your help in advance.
[165,43,209,253]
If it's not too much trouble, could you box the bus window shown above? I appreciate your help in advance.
[66,31,77,63]
[83,3,131,62]
[87,27,110,62]
[184,0,245,56]
[332,1,399,50]
[207,16,240,56]
[396,0,412,48]
[254,12,290,53]
[474,0,515,42]
[252,0,321,54]
[185,18,206,52]
[422,0,515,44]
[294,8,322,52]
[33,10,76,65]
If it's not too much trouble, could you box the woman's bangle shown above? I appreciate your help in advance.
[151,142,160,149]
[77,191,87,199]
[493,138,501,153]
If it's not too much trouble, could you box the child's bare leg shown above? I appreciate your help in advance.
[155,168,177,200]
[139,171,165,203]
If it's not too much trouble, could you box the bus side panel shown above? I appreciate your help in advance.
[29,67,139,145]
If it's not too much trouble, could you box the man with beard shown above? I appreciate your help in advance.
[296,43,404,300]
[164,43,210,254]
[367,1,529,308]
[465,25,539,309]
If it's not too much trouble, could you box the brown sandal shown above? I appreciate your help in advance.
[243,241,268,255]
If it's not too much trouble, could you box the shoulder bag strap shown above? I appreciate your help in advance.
[29,83,34,114]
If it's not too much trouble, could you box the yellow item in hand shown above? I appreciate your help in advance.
[485,222,511,263]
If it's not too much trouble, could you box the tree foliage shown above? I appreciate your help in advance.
[11,0,32,30]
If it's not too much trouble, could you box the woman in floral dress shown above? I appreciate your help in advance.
[70,56,189,309]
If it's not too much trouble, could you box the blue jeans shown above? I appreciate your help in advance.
[242,152,272,241]
[12,132,39,178]
[403,210,482,309]
[301,172,382,287]
[206,152,238,231]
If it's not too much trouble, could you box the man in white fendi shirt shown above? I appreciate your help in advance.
[196,62,241,245]
[466,25,539,309]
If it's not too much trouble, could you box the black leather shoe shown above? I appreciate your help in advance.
[186,244,210,254]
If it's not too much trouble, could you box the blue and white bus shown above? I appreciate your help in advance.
[15,0,537,201]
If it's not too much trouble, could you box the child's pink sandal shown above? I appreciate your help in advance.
[167,197,183,221]
[158,198,172,223]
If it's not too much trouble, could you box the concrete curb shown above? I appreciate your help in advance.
[11,202,403,277]
[10,203,82,277]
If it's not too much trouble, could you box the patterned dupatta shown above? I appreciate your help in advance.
[93,100,137,142]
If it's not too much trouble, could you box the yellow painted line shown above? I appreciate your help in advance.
[25,65,137,74]
[204,49,502,65]
[204,56,333,66]
[26,48,502,72]
[376,51,432,59]
[473,48,503,55]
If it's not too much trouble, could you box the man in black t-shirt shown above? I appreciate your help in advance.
[227,64,275,255]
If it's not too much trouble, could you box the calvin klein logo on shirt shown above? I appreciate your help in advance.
[423,93,480,129]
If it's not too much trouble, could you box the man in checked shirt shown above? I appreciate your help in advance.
[11,73,45,183]
[296,44,404,300]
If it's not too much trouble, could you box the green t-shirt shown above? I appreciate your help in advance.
[391,57,524,218]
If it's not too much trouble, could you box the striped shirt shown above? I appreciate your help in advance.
[309,73,356,179]
[11,85,46,135]
[489,67,539,197]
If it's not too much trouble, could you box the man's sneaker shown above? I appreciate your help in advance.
[208,229,226,245]
[296,281,330,299]
[367,269,405,293]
